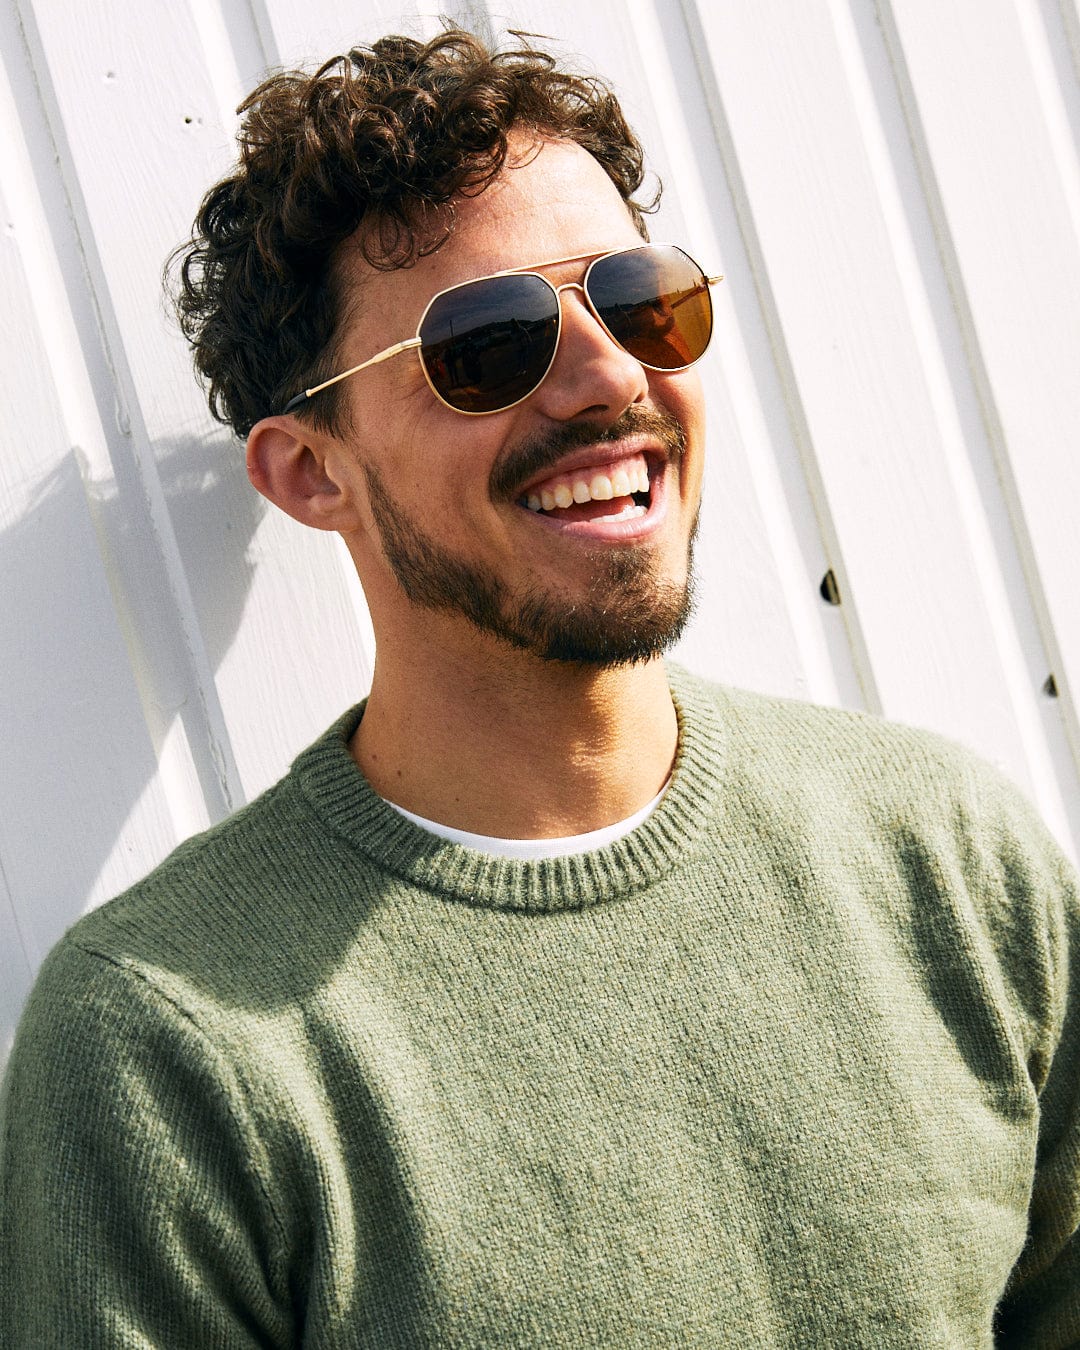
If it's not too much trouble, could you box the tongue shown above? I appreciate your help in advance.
[543,495,637,522]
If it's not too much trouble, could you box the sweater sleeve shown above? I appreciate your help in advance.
[0,939,293,1348]
[991,791,1080,1348]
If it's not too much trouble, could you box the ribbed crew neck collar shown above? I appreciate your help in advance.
[291,664,727,913]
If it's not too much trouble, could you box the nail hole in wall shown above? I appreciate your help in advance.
[820,569,841,605]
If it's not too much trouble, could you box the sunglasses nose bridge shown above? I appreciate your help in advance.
[538,277,617,378]
[550,278,586,328]
[550,277,621,357]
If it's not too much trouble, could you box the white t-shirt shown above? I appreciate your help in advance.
[383,782,669,861]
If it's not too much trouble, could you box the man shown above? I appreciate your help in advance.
[1,28,1078,1348]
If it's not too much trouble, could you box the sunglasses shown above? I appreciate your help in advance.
[282,242,722,417]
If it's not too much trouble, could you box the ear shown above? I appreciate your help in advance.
[246,416,356,532]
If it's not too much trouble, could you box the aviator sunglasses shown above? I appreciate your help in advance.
[282,242,723,417]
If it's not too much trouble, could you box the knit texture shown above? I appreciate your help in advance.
[2,668,1079,1347]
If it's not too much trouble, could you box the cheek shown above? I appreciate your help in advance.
[657,374,706,499]
[676,367,707,427]
[358,407,515,530]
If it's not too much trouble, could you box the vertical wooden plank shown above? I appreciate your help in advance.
[1044,0,1080,132]
[457,0,810,700]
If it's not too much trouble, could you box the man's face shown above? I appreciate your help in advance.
[329,137,707,668]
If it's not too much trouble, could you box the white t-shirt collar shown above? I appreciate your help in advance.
[382,781,670,861]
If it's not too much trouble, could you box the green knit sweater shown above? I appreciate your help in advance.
[2,670,1079,1347]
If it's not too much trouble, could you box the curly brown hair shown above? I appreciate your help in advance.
[169,28,658,439]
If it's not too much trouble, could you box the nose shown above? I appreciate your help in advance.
[528,280,649,422]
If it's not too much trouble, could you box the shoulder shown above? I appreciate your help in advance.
[675,664,1078,1033]
[671,662,1054,836]
[2,711,365,1137]
[35,704,374,1020]
[671,662,1076,946]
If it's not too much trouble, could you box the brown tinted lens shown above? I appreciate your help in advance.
[586,245,713,370]
[418,273,561,413]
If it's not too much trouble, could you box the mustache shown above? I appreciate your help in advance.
[490,406,687,501]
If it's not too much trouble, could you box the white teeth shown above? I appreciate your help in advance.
[524,459,653,514]
[607,500,648,522]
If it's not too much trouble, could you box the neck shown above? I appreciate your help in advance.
[351,640,678,839]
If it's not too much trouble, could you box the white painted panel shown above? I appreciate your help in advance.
[0,193,178,1046]
[7,0,240,828]
[881,0,1080,763]
[0,452,176,951]
[682,0,1046,793]
[24,0,374,801]
[254,0,435,66]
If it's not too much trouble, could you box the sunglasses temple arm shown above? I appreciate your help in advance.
[282,338,423,414]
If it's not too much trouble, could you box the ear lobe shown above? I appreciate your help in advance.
[246,417,354,532]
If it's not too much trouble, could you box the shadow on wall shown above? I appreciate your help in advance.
[0,432,263,1013]
[155,433,266,674]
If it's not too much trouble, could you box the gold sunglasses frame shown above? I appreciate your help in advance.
[281,243,723,417]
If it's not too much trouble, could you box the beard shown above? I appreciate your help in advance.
[360,407,698,669]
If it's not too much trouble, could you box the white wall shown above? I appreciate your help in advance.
[2,0,1079,1056]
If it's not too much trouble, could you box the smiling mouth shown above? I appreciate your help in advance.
[518,453,653,524]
